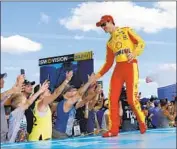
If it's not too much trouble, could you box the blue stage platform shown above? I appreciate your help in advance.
[1,128,176,149]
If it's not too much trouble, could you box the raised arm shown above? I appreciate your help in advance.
[77,73,97,97]
[42,71,73,105]
[1,75,25,105]
[66,73,97,109]
[23,81,49,110]
[163,109,176,121]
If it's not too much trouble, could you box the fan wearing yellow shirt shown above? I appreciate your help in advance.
[95,15,147,137]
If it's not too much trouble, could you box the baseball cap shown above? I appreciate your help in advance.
[34,84,40,94]
[24,80,35,86]
[96,15,115,27]
[0,73,7,79]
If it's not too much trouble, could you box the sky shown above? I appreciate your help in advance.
[1,1,176,98]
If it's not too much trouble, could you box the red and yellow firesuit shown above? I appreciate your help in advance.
[96,27,146,136]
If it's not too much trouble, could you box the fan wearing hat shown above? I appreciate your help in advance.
[22,80,35,98]
[95,15,146,137]
[1,73,25,143]
[7,81,49,143]
[22,79,37,134]
[53,73,97,139]
[28,71,73,141]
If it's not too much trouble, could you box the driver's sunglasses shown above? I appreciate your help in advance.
[101,22,106,27]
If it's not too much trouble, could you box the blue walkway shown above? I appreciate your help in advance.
[1,128,176,149]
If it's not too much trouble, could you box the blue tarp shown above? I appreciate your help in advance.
[158,84,176,101]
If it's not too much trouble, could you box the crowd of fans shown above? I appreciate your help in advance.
[119,87,177,132]
[1,72,177,144]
